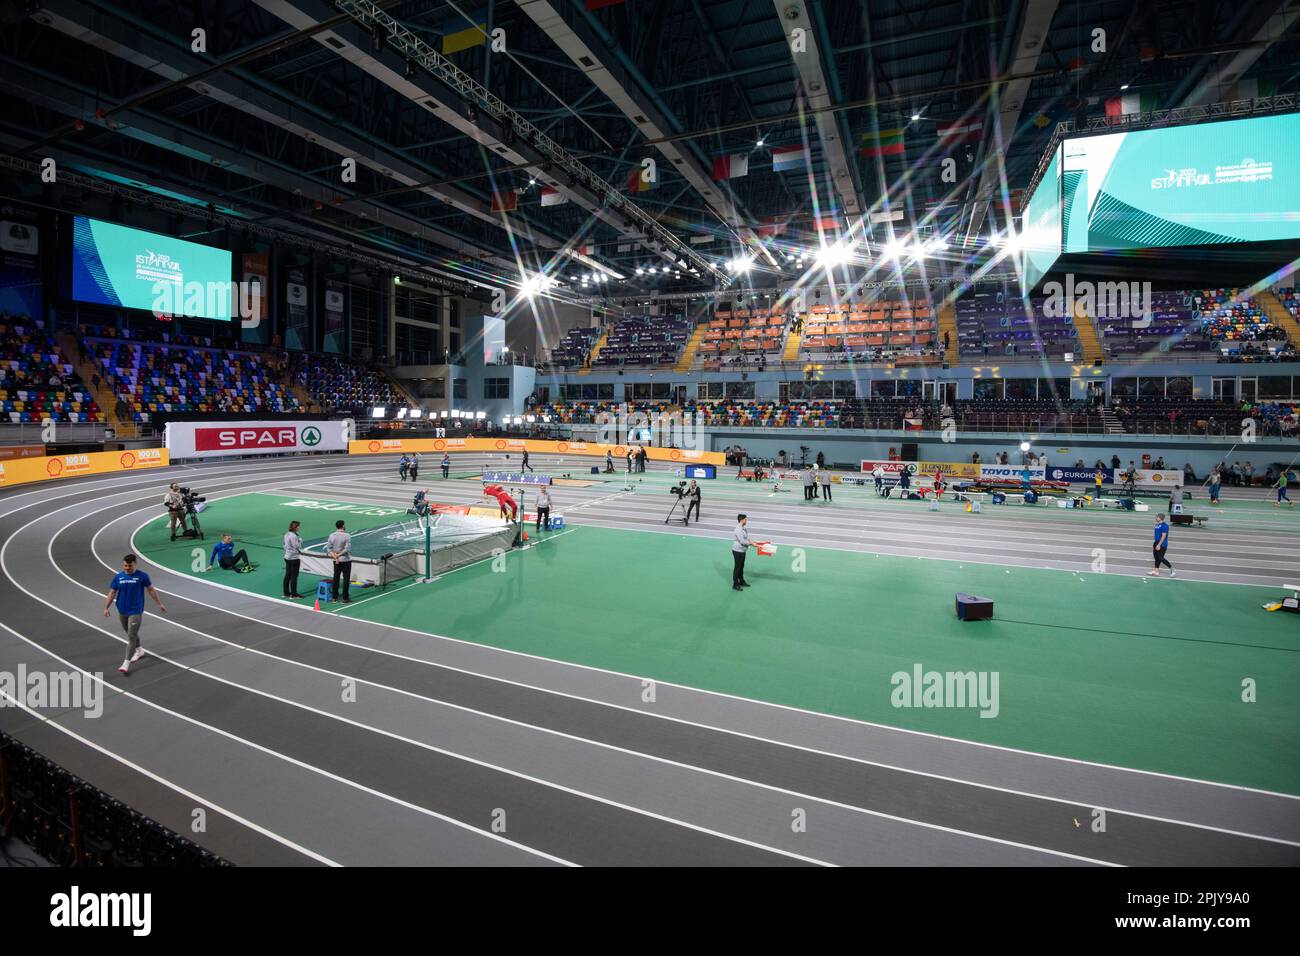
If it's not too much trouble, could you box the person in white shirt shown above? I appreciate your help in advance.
[819,466,832,501]
[535,487,552,531]
[872,464,885,495]
[326,519,352,603]
[283,520,304,598]
[802,466,816,501]
[732,514,753,591]
[163,482,188,540]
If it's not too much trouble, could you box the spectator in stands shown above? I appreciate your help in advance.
[970,452,980,465]
[1243,461,1254,486]
[1230,462,1243,486]
[1111,454,1121,469]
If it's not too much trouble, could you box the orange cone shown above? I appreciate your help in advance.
[313,597,321,611]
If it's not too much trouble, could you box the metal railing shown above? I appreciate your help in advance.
[0,422,108,444]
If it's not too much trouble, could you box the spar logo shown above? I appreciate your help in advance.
[119,452,136,469]
[194,427,298,452]
[301,426,322,446]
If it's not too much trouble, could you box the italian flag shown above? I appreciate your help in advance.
[1104,91,1159,119]
[860,128,905,158]
[772,145,810,172]
[711,153,750,180]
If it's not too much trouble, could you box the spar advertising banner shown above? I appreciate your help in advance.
[166,420,347,459]
[0,448,168,488]
[349,437,724,466]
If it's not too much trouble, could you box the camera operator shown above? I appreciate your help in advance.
[163,482,188,540]
[685,479,701,524]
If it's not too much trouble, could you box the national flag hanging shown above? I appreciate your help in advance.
[757,218,787,238]
[771,145,810,172]
[936,119,982,145]
[711,153,750,181]
[627,168,653,193]
[860,128,905,158]
[576,242,596,257]
[1222,77,1277,102]
[812,216,839,232]
[1104,91,1159,119]
[584,0,625,10]
[539,187,567,207]
[442,23,487,56]
[490,191,517,213]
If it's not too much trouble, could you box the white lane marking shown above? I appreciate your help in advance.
[18,496,831,867]
[13,462,1300,818]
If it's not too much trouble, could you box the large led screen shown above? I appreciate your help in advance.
[1061,112,1300,253]
[1022,144,1062,288]
[71,215,233,320]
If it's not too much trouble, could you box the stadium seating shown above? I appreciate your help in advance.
[955,291,1078,358]
[292,354,401,411]
[548,326,601,367]
[592,316,691,367]
[0,317,101,423]
[91,339,299,423]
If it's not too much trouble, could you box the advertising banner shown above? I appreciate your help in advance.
[0,447,168,488]
[860,460,980,479]
[1047,466,1113,483]
[1131,469,1184,488]
[166,421,346,460]
[979,465,1047,481]
[349,437,724,466]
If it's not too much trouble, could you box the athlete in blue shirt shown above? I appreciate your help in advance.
[210,534,254,572]
[1149,514,1175,577]
[103,554,165,674]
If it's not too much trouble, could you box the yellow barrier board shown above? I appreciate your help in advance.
[349,436,724,467]
[0,447,169,488]
[918,460,982,479]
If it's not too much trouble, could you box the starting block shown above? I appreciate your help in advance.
[1263,584,1300,613]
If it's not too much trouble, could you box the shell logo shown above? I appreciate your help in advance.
[669,450,682,461]
[46,458,64,477]
[119,452,137,469]
[1151,473,1163,482]
[433,439,446,451]
[557,442,569,453]
[495,439,507,450]
[368,440,381,453]
[614,446,625,456]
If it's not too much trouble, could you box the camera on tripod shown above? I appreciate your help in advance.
[174,487,206,540]
[669,481,687,497]
[179,486,205,510]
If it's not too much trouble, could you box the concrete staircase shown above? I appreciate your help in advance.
[782,327,802,363]
[1071,302,1105,364]
[56,330,136,438]
[1258,290,1300,349]
[1100,407,1125,434]
[937,300,959,359]
[674,323,706,372]
[579,328,608,375]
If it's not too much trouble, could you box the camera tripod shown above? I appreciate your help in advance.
[186,505,204,540]
[664,492,688,524]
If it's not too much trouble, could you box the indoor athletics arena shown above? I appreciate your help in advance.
[0,0,1297,930]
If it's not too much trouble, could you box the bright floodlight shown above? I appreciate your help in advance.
[815,242,852,268]
[370,406,386,418]
[409,408,423,418]
[881,239,905,261]
[395,407,408,418]
[1020,441,1031,452]
[476,411,486,419]
[999,229,1022,255]
[526,415,536,423]
[727,255,753,274]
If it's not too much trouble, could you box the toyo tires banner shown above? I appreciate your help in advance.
[166,420,347,459]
